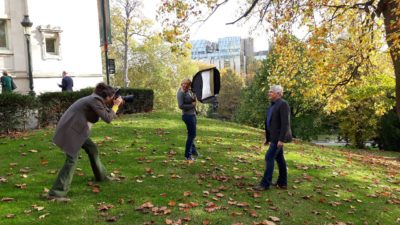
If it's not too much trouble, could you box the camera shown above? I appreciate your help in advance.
[114,88,134,102]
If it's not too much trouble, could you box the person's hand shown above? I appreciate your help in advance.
[277,141,284,149]
[113,96,123,106]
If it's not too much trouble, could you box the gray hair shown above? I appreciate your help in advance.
[269,85,283,96]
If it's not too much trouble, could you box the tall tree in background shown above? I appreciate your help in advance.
[111,0,152,87]
[159,0,400,119]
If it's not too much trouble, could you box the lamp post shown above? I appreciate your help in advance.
[20,15,35,96]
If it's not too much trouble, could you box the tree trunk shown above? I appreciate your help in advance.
[380,0,400,119]
[123,20,130,88]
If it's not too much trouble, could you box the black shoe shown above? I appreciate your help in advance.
[192,152,201,159]
[253,185,269,191]
[45,194,71,202]
[274,183,288,190]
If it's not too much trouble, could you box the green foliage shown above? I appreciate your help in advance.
[216,69,244,120]
[234,60,269,128]
[111,36,198,111]
[0,93,37,132]
[117,88,154,114]
[376,109,400,151]
[336,67,395,148]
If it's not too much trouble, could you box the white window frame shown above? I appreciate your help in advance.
[0,18,12,54]
[38,25,62,60]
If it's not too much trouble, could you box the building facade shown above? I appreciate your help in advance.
[0,0,103,94]
[191,37,254,75]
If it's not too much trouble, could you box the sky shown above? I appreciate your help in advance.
[142,1,270,51]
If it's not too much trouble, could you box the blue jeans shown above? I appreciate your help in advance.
[182,114,197,158]
[260,142,287,188]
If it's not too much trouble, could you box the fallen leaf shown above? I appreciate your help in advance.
[97,203,114,211]
[39,213,50,219]
[5,214,15,219]
[269,216,280,222]
[32,205,45,211]
[92,186,100,193]
[1,197,15,202]
[183,191,192,197]
[15,183,27,189]
[168,201,176,207]
[106,216,118,222]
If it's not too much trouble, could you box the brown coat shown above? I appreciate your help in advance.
[53,94,117,157]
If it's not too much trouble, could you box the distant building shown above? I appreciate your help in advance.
[254,50,268,60]
[0,0,103,94]
[191,37,254,75]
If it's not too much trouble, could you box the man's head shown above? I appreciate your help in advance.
[2,71,8,76]
[268,85,283,102]
[94,82,116,104]
[180,78,191,92]
[62,71,67,77]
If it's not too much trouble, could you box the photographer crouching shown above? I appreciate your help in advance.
[47,83,123,201]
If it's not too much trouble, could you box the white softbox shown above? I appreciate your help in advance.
[191,67,220,104]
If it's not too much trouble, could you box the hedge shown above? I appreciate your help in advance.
[0,93,37,132]
[0,88,154,132]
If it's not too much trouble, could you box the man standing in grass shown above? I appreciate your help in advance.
[254,85,292,191]
[47,83,122,201]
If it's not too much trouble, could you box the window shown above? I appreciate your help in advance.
[0,19,8,49]
[45,38,56,54]
[39,25,62,60]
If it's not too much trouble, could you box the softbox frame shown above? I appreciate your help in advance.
[191,67,220,103]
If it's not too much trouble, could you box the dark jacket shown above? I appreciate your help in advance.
[59,76,73,92]
[53,94,117,157]
[177,88,196,115]
[265,98,293,144]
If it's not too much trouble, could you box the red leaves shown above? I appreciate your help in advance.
[97,203,114,211]
[136,201,171,216]
[204,201,220,212]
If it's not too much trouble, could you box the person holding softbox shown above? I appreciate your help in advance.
[177,68,221,161]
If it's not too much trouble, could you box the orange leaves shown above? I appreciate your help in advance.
[136,201,171,216]
[204,201,221,213]
[183,191,192,197]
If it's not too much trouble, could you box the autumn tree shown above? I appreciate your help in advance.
[113,36,198,110]
[159,0,400,119]
[111,0,152,87]
[216,69,245,120]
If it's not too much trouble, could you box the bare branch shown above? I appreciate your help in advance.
[226,0,260,25]
[194,0,229,24]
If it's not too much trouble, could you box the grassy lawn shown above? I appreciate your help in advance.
[0,111,399,225]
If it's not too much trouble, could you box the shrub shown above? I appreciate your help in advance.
[38,88,153,127]
[37,88,94,127]
[116,88,154,114]
[0,93,37,132]
[376,109,400,151]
